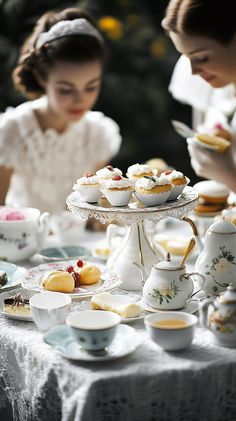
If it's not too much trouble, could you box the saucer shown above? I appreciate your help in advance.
[38,246,91,261]
[43,324,141,361]
[138,297,199,314]
[0,262,27,291]
[0,288,35,321]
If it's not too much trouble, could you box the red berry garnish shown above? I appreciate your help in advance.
[67,266,74,273]
[112,175,122,181]
[165,170,173,175]
[77,260,83,268]
[214,122,224,130]
[71,271,80,288]
[84,172,94,177]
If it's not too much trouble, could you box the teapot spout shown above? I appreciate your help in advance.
[182,216,203,252]
[133,262,148,287]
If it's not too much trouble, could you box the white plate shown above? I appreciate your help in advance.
[0,261,27,291]
[0,287,36,321]
[43,324,141,361]
[190,137,219,151]
[138,297,199,314]
[21,260,121,299]
[72,297,146,323]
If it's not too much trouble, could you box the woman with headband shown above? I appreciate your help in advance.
[162,0,236,193]
[0,8,122,213]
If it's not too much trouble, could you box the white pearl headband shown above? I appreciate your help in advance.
[35,18,103,49]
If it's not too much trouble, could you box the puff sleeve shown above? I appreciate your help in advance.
[0,110,21,169]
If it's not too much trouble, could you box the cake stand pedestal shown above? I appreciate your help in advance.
[67,186,198,291]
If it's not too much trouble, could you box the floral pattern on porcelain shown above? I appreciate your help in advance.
[204,246,236,294]
[149,281,180,305]
[209,308,236,334]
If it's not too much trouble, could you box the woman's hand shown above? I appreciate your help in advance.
[187,140,236,192]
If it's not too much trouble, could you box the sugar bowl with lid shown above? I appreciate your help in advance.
[135,253,205,310]
[200,284,236,347]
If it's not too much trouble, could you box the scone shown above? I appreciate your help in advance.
[135,174,172,206]
[100,175,134,206]
[41,270,75,293]
[126,163,153,180]
[74,262,101,285]
[73,172,102,203]
[194,133,231,153]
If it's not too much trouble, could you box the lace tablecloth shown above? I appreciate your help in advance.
[1,231,236,421]
[0,310,236,421]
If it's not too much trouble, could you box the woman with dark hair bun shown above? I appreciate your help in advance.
[163,0,236,192]
[0,8,122,212]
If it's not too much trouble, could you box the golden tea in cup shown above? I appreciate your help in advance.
[153,319,189,329]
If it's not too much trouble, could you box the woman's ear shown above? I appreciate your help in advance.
[34,70,47,89]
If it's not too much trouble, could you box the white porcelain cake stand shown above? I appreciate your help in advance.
[67,186,198,291]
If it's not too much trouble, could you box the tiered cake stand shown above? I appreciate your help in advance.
[67,186,198,291]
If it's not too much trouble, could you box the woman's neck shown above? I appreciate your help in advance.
[34,98,69,134]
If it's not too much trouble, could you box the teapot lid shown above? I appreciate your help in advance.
[208,219,236,234]
[154,253,182,271]
[218,284,236,304]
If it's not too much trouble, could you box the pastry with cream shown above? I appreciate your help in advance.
[209,123,232,141]
[126,163,153,180]
[41,270,75,293]
[193,133,231,154]
[96,165,123,180]
[164,170,189,201]
[100,175,134,206]
[145,158,171,175]
[4,293,30,316]
[90,292,143,318]
[135,174,172,206]
[73,172,102,203]
[74,261,101,285]
[193,180,230,215]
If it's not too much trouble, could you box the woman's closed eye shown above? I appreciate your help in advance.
[85,85,100,93]
[57,88,74,95]
[191,56,209,64]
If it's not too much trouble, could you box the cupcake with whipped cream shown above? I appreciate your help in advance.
[135,174,172,206]
[73,172,102,203]
[164,170,189,201]
[96,165,123,181]
[100,175,134,206]
[126,163,153,180]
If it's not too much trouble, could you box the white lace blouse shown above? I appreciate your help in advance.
[0,98,122,213]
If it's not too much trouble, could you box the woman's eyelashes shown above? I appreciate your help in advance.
[57,85,100,95]
[192,56,209,64]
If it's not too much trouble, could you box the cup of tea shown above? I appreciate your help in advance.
[144,311,198,351]
[66,310,121,351]
[30,291,72,332]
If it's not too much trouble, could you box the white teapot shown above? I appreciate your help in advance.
[135,253,205,310]
[200,284,236,347]
[194,219,236,296]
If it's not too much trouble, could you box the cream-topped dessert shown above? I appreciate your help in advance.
[90,292,143,318]
[164,170,189,201]
[4,293,30,316]
[100,175,134,206]
[96,165,123,180]
[73,172,102,203]
[126,163,153,180]
[135,174,172,206]
[193,180,230,215]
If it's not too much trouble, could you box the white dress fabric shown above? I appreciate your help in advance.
[169,55,236,131]
[0,98,122,213]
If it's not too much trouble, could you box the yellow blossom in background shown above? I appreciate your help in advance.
[150,38,167,58]
[126,14,141,27]
[98,16,123,40]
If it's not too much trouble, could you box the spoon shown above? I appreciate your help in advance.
[179,237,196,267]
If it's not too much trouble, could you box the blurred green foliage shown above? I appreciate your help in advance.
[0,0,197,182]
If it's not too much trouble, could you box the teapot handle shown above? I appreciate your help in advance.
[180,272,205,297]
[182,216,203,252]
[199,298,215,329]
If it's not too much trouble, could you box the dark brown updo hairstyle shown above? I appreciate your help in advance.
[13,8,106,99]
[162,0,236,44]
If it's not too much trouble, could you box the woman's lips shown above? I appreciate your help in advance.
[68,108,84,116]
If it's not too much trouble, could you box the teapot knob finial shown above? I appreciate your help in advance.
[166,252,171,262]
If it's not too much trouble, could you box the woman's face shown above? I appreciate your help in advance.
[170,32,236,87]
[42,60,102,122]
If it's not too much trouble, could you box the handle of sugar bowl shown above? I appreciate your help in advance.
[180,272,206,297]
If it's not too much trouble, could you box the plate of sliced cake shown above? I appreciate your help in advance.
[0,288,37,321]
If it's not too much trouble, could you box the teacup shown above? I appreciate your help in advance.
[30,292,72,332]
[0,206,49,262]
[66,310,121,351]
[145,311,198,351]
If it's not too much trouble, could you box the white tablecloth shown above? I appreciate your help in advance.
[0,230,236,421]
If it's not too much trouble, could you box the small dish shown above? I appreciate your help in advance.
[43,324,141,361]
[92,246,112,262]
[0,261,26,291]
[138,297,199,314]
[188,136,219,151]
[38,246,91,261]
[21,260,121,299]
[0,288,36,321]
